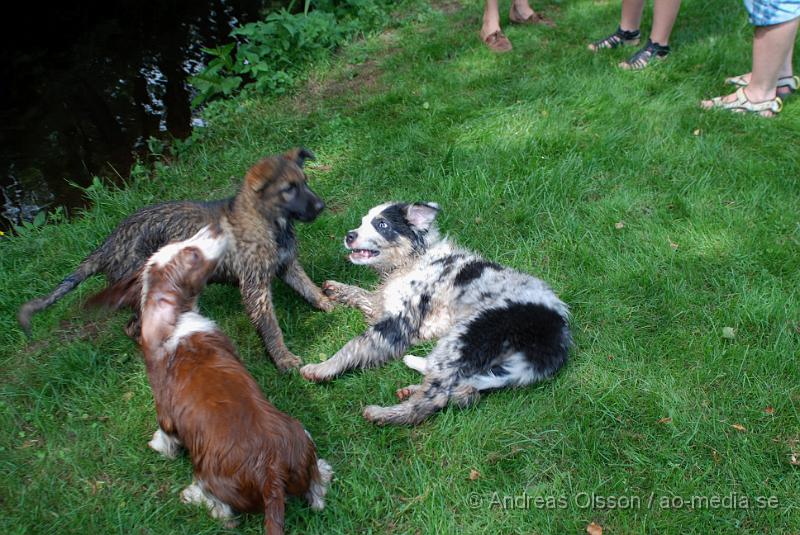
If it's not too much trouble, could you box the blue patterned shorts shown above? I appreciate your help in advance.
[744,0,800,26]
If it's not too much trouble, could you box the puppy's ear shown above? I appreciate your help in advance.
[140,289,181,350]
[245,157,276,192]
[284,147,315,168]
[405,202,441,231]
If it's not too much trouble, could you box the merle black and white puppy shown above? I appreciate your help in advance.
[299,202,571,425]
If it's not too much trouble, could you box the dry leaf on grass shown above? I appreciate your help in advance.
[730,423,747,432]
[764,406,775,415]
[468,469,480,481]
[668,238,679,250]
[693,128,702,136]
[722,327,736,339]
[122,392,134,401]
[790,453,799,466]
[89,480,108,495]
[657,417,673,424]
[586,521,603,535]
[615,221,625,229]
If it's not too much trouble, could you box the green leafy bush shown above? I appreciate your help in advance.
[190,0,397,105]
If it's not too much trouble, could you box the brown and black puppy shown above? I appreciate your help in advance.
[18,148,331,370]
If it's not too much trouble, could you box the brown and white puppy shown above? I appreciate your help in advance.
[90,227,332,534]
[19,148,331,371]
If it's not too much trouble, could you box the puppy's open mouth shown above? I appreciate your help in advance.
[348,248,380,261]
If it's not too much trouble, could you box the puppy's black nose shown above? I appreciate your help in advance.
[314,199,325,213]
[345,231,357,246]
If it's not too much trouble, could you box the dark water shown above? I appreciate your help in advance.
[0,0,267,230]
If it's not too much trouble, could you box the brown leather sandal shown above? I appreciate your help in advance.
[509,5,553,26]
[482,30,512,52]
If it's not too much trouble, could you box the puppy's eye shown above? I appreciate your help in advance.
[377,221,389,230]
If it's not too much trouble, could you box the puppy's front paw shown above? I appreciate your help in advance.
[300,363,333,383]
[274,352,303,372]
[316,295,335,312]
[322,280,347,301]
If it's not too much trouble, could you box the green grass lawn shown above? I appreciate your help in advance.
[1,0,799,533]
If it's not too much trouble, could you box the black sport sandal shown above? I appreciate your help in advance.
[588,26,641,52]
[619,39,670,70]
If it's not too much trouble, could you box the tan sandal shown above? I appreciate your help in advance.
[725,74,798,98]
[482,30,512,53]
[701,88,783,117]
[509,5,553,26]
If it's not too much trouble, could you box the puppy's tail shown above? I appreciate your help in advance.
[305,457,333,511]
[18,252,105,336]
[262,475,286,535]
